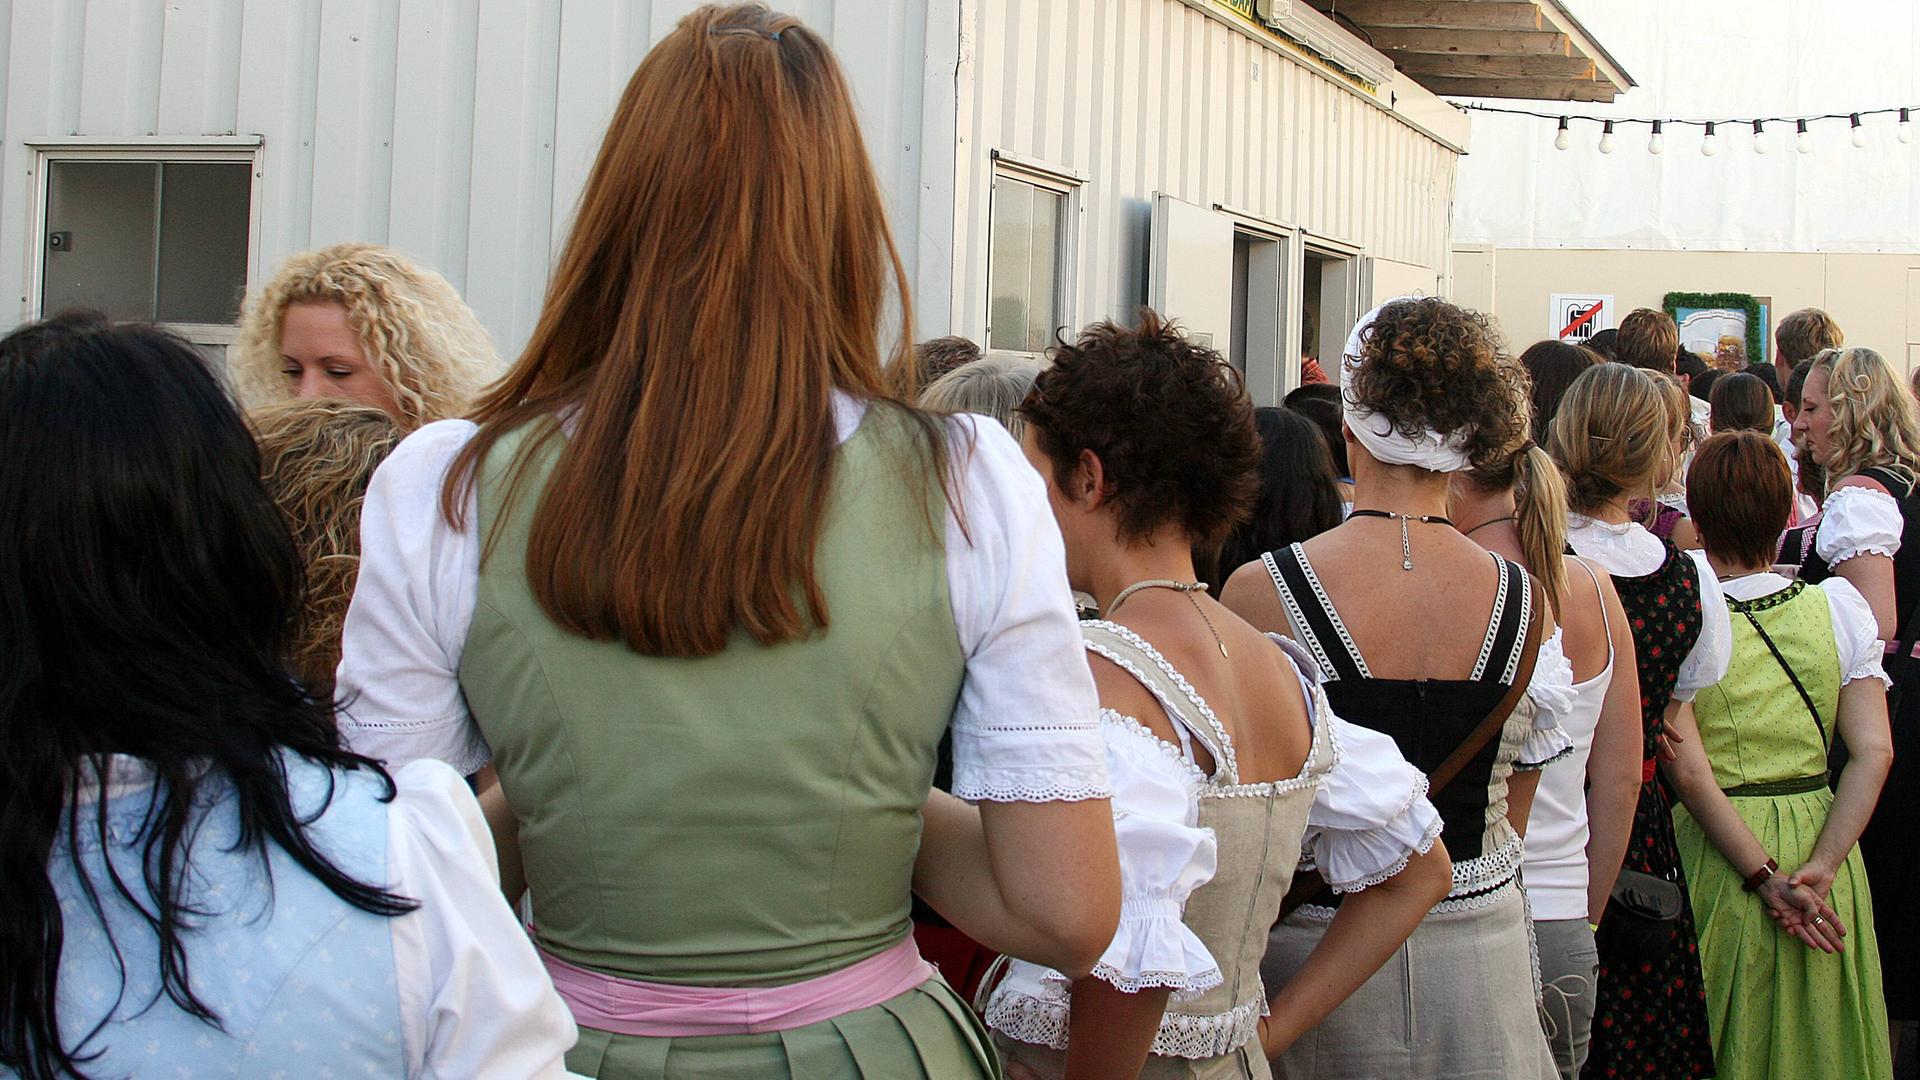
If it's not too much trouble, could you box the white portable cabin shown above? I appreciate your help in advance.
[3,0,1623,402]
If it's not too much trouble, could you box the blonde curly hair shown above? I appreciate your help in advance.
[249,398,403,692]
[232,243,500,430]
[1812,346,1920,482]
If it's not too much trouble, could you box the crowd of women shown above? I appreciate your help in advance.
[1,5,1909,1079]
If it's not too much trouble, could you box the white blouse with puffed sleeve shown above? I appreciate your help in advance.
[1815,484,1905,568]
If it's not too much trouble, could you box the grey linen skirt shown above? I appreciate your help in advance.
[1260,883,1555,1080]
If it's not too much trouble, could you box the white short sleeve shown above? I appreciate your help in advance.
[1673,549,1733,701]
[335,421,489,773]
[1820,577,1893,688]
[1303,716,1444,893]
[1059,716,1221,995]
[1516,627,1578,769]
[385,760,575,1079]
[944,416,1111,803]
[1816,485,1905,567]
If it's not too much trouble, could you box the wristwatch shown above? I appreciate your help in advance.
[1741,857,1779,893]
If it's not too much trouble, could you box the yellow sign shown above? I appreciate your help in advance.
[1217,0,1257,18]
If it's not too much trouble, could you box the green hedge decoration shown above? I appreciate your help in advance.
[1662,291,1765,365]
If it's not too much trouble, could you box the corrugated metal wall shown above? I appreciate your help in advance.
[0,0,957,358]
[949,0,1459,340]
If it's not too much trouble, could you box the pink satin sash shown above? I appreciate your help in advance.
[540,935,935,1037]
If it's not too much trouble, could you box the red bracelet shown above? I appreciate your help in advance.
[1741,857,1779,893]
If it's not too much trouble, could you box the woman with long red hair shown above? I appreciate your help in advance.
[334,5,1120,1075]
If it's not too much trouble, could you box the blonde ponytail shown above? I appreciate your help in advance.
[1511,444,1570,616]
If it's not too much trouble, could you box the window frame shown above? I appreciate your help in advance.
[27,136,264,347]
[984,150,1082,357]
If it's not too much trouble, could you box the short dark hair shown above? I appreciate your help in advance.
[1786,358,1816,410]
[1518,339,1601,442]
[1616,308,1680,373]
[1203,406,1343,589]
[1022,311,1261,546]
[911,335,981,397]
[1743,362,1783,405]
[1688,430,1794,567]
[1691,368,1722,402]
[1676,348,1711,381]
[1585,327,1619,360]
[1710,371,1775,434]
[1283,382,1349,478]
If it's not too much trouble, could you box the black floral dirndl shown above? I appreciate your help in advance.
[1583,540,1717,1079]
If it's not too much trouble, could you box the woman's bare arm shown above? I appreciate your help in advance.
[1260,844,1453,1056]
[915,791,1121,978]
[1584,573,1642,923]
[1788,678,1893,901]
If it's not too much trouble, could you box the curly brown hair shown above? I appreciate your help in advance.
[1346,297,1528,468]
[1021,311,1260,547]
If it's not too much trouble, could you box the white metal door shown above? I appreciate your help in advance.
[1148,194,1235,358]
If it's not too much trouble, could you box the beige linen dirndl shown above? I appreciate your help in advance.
[1262,882,1551,1080]
[991,624,1336,1079]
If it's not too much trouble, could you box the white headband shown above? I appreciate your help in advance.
[1340,297,1474,474]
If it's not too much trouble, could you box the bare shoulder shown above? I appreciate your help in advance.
[1221,555,1283,624]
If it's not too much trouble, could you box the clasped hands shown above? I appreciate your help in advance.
[1754,861,1846,953]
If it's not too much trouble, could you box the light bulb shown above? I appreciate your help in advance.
[1648,120,1665,155]
[1796,120,1812,154]
[1900,109,1913,144]
[1851,114,1868,148]
[1554,117,1570,151]
[1599,120,1615,154]
[1701,121,1718,156]
[1753,120,1770,154]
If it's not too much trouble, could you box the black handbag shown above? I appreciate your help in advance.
[1602,867,1686,965]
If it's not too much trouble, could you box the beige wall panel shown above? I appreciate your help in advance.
[1464,247,1920,372]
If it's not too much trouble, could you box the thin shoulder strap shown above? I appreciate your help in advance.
[1571,555,1615,669]
[1262,545,1368,682]
[1081,621,1238,783]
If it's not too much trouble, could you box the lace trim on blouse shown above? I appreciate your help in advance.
[985,986,1269,1060]
[1450,831,1524,898]
[1083,620,1241,783]
[948,764,1112,804]
[1330,809,1445,894]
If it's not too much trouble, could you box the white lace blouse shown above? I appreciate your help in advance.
[333,394,1111,805]
[1815,484,1905,567]
[985,638,1441,1049]
[1564,515,1732,701]
[1722,573,1891,688]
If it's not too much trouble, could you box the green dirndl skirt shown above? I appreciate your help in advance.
[562,975,1001,1079]
[1674,788,1892,1080]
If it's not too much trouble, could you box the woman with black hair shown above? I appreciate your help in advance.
[1199,406,1344,591]
[0,313,572,1079]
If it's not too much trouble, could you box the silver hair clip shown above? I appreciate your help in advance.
[709,25,782,42]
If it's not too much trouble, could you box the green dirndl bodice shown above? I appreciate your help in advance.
[459,408,994,1079]
[1674,580,1891,1080]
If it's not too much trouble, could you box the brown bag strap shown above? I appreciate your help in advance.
[1428,575,1548,796]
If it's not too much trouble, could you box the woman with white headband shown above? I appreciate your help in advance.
[1224,297,1574,1079]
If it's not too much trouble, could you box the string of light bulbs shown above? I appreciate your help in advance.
[1460,103,1918,155]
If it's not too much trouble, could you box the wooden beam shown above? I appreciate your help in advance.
[1367,27,1572,56]
[1393,52,1596,80]
[1533,1,1635,91]
[1306,1,1545,32]
[1414,74,1620,102]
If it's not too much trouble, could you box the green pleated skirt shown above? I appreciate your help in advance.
[562,976,1002,1079]
[1674,789,1892,1080]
